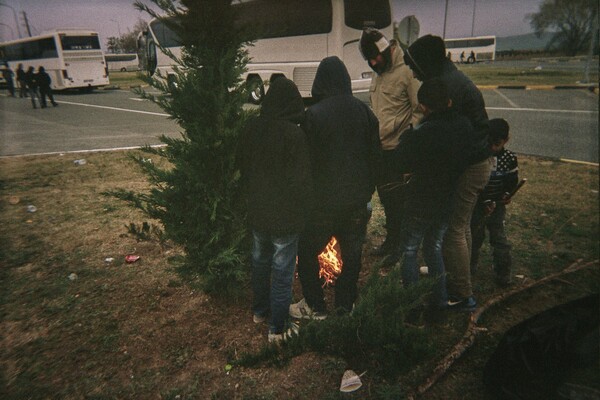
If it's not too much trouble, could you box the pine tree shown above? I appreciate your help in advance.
[109,0,254,294]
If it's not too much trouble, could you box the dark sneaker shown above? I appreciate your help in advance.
[447,296,477,312]
[405,305,425,328]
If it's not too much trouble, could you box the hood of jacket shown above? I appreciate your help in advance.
[260,77,305,124]
[404,34,447,80]
[311,56,352,102]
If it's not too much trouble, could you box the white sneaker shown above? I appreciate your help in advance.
[253,314,266,324]
[289,298,327,320]
[268,322,299,344]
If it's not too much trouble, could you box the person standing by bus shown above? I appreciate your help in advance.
[16,64,27,98]
[24,66,40,109]
[1,62,15,97]
[289,56,380,318]
[36,66,58,108]
[358,28,422,261]
[404,34,492,312]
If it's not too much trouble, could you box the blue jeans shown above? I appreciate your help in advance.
[399,214,448,308]
[251,231,298,334]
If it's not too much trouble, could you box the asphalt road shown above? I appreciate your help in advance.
[1,87,598,163]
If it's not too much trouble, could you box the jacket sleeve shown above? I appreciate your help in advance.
[502,151,519,195]
[462,83,489,132]
[406,74,423,127]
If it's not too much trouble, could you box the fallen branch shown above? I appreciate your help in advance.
[407,258,599,400]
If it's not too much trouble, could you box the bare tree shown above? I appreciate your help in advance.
[106,18,148,54]
[526,0,598,56]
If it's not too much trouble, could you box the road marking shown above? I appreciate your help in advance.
[493,89,520,108]
[0,144,168,159]
[129,98,147,102]
[54,100,169,116]
[487,107,597,114]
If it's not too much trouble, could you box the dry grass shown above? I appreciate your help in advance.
[1,150,598,399]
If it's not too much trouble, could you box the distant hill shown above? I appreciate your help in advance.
[496,32,555,51]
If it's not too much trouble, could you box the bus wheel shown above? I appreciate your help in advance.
[247,77,264,105]
[120,67,127,72]
[467,56,475,64]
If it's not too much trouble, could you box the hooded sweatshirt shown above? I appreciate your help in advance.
[238,77,312,235]
[405,35,491,164]
[303,56,381,212]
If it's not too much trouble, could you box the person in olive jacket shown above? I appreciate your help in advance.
[238,77,312,344]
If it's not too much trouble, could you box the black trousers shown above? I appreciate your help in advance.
[297,205,370,313]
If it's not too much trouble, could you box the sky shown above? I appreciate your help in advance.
[0,0,543,45]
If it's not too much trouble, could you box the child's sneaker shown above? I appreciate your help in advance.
[289,298,327,320]
[268,322,299,344]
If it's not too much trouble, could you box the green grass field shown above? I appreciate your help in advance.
[1,151,598,399]
[106,60,599,89]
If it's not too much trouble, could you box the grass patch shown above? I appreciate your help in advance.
[459,64,598,86]
[105,63,600,90]
[0,151,598,398]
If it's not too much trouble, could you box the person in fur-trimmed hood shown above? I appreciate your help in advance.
[404,34,493,312]
[359,28,423,259]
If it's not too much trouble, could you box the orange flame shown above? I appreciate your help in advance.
[318,237,343,287]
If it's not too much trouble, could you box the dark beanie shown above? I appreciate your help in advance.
[405,34,447,79]
[488,118,510,141]
[417,77,449,112]
[359,28,390,60]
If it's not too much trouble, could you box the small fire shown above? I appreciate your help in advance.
[318,237,343,287]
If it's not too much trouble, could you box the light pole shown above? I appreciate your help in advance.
[442,0,449,39]
[0,1,22,38]
[471,0,477,37]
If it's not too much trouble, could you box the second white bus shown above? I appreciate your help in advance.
[444,35,496,63]
[138,0,393,103]
[0,29,110,91]
[105,53,140,72]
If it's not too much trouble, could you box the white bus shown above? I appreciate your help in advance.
[444,35,496,63]
[0,29,110,90]
[138,0,393,103]
[105,53,140,72]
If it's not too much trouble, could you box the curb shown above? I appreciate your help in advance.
[479,84,598,92]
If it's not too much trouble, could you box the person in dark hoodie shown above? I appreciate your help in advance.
[403,34,492,312]
[238,77,312,344]
[289,56,380,318]
[24,66,40,109]
[392,78,476,317]
[36,66,58,108]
